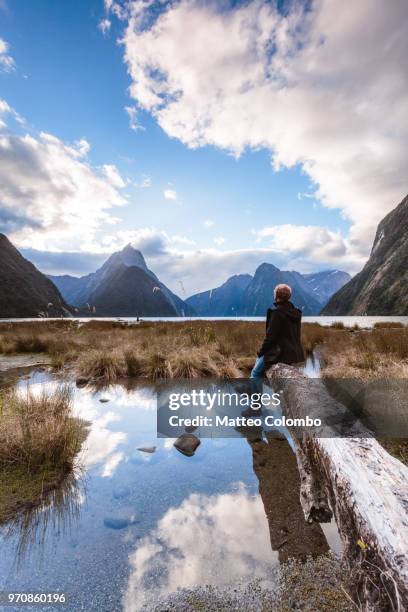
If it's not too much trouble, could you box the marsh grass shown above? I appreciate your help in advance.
[0,386,85,472]
[0,320,263,382]
[373,321,405,329]
[1,319,407,381]
[321,327,408,378]
[142,352,172,381]
[0,385,87,524]
[76,350,127,383]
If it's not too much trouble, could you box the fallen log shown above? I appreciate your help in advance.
[267,363,408,611]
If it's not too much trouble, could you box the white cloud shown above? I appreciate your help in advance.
[0,98,23,125]
[135,174,152,188]
[103,163,126,188]
[204,219,214,228]
[98,18,111,35]
[25,223,362,296]
[104,0,125,20]
[297,192,315,201]
[120,0,408,263]
[253,224,347,260]
[0,98,11,114]
[171,234,196,247]
[214,236,225,246]
[82,226,359,295]
[0,37,15,72]
[0,99,126,251]
[75,138,91,156]
[125,105,145,131]
[98,227,168,256]
[163,188,177,200]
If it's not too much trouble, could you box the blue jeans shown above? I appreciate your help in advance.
[250,355,295,451]
[250,355,265,379]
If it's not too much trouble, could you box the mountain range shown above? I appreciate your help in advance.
[0,233,71,318]
[322,193,408,315]
[186,266,350,316]
[49,245,194,317]
[2,190,406,319]
[0,235,351,318]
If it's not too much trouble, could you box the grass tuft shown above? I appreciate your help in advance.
[0,386,84,473]
[76,350,127,383]
[0,385,87,524]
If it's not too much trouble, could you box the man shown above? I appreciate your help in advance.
[251,283,305,379]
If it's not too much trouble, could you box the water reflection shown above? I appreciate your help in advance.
[241,431,329,562]
[1,469,86,568]
[302,352,321,378]
[123,423,332,610]
[0,373,342,611]
[124,484,276,611]
[72,385,152,477]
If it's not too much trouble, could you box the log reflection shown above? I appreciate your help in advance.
[243,430,329,562]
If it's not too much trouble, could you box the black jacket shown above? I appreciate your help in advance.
[257,301,305,368]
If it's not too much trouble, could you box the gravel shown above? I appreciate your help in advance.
[147,554,354,612]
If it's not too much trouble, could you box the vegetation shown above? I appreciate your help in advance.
[0,320,264,381]
[0,385,87,524]
[319,326,408,379]
[0,319,407,382]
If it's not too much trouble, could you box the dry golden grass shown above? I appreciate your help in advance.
[0,385,87,523]
[0,386,85,473]
[0,320,263,382]
[0,319,407,381]
[320,327,408,379]
[76,349,128,383]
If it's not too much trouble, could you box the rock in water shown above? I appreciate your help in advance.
[103,508,139,530]
[103,517,130,530]
[174,433,201,457]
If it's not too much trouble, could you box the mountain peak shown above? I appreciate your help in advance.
[118,244,148,269]
[98,244,148,275]
[255,262,280,275]
[322,194,408,315]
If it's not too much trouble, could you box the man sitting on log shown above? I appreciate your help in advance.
[251,283,305,380]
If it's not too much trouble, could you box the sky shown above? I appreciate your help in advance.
[0,0,407,297]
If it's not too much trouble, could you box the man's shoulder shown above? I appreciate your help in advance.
[266,307,283,322]
[267,306,282,316]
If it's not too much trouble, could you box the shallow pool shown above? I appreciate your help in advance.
[0,370,341,611]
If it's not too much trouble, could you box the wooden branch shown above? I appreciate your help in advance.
[267,363,408,611]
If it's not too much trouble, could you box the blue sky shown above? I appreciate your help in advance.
[0,0,406,295]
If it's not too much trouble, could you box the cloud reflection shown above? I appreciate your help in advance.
[73,386,156,477]
[124,484,276,611]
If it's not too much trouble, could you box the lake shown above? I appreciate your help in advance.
[0,368,341,611]
[1,315,407,328]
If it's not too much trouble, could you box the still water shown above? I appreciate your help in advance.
[1,315,407,328]
[0,369,340,611]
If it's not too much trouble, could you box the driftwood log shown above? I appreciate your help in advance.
[267,363,408,611]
